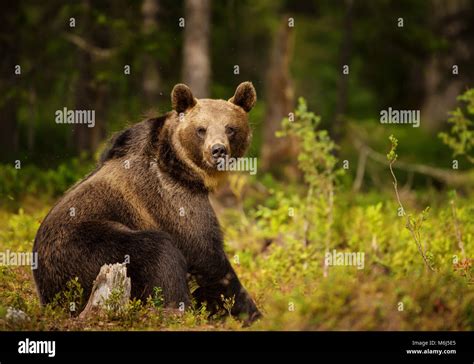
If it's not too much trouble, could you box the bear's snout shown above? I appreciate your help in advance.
[211,143,228,161]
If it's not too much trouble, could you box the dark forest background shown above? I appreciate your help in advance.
[1,0,474,174]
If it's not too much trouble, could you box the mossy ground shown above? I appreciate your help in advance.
[1,184,473,331]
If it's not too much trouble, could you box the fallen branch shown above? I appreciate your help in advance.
[63,33,116,60]
[353,138,474,187]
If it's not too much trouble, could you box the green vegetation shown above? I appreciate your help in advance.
[1,97,472,331]
[439,89,474,165]
[0,157,94,210]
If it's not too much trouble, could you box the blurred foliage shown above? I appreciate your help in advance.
[276,98,342,249]
[0,157,94,209]
[2,0,474,172]
[439,89,474,164]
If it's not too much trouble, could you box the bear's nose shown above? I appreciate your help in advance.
[211,143,227,159]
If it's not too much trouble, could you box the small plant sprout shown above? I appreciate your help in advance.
[152,286,164,308]
[387,135,434,272]
[221,294,236,317]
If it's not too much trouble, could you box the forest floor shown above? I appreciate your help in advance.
[0,185,473,331]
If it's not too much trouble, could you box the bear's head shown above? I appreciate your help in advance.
[168,82,256,189]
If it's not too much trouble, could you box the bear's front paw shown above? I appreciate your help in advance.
[242,307,262,327]
[232,291,262,326]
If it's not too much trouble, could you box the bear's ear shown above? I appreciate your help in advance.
[171,84,197,113]
[229,82,257,112]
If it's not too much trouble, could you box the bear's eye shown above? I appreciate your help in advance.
[226,126,236,137]
[196,127,206,138]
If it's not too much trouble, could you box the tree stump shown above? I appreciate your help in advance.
[79,263,131,319]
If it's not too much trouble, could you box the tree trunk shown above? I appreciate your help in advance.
[0,1,20,162]
[332,0,353,143]
[420,0,470,132]
[182,0,211,98]
[27,88,37,153]
[0,96,19,162]
[72,0,94,154]
[142,0,161,107]
[72,0,109,155]
[420,57,463,132]
[260,16,296,175]
[91,82,108,152]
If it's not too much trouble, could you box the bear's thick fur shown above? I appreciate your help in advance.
[33,82,261,323]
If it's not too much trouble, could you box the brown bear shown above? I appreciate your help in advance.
[33,82,261,323]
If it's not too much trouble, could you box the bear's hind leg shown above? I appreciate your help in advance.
[126,230,191,309]
[66,221,191,310]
